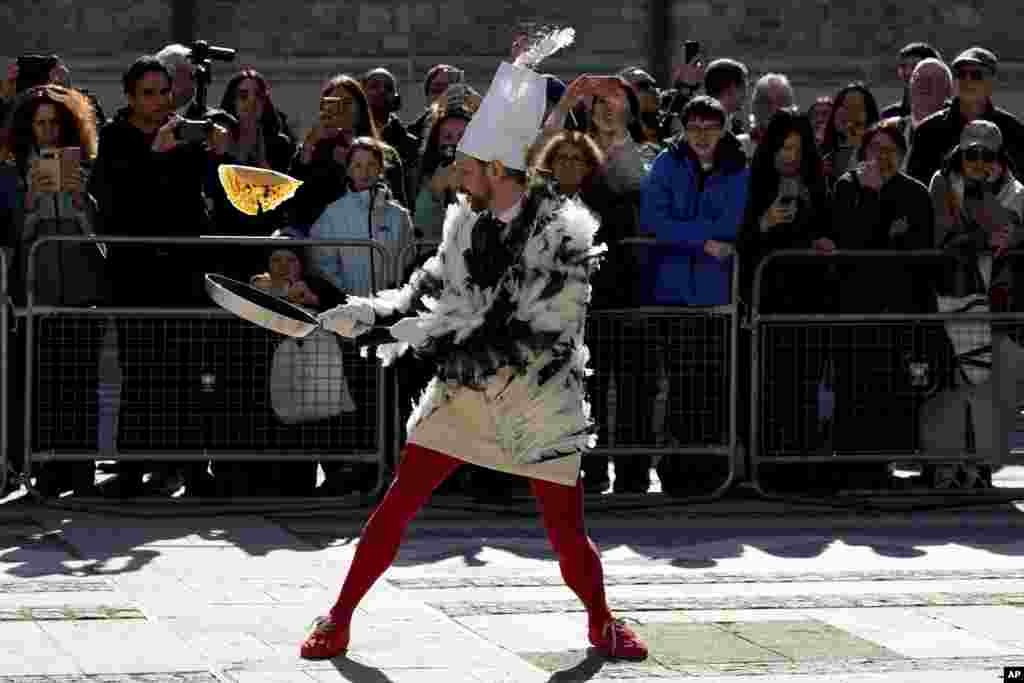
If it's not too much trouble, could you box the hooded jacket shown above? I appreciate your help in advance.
[639,132,749,305]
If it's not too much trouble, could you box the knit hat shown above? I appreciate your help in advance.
[959,119,1003,152]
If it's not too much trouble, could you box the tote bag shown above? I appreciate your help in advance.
[270,329,356,424]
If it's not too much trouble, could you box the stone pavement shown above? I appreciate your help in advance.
[1,483,1024,682]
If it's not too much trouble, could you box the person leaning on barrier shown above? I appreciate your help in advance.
[924,119,1024,489]
[309,137,413,299]
[738,108,829,313]
[86,55,230,499]
[815,118,936,490]
[906,47,1024,188]
[639,96,748,496]
[2,84,109,498]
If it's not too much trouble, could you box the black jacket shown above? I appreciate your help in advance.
[88,107,217,304]
[829,171,935,314]
[906,98,1024,187]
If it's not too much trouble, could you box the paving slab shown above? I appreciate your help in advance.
[816,607,1024,659]
[0,621,81,676]
[38,620,208,674]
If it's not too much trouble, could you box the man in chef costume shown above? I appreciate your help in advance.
[300,37,649,662]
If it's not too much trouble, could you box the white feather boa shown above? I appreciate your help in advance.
[354,190,607,464]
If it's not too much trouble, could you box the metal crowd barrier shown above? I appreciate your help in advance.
[0,247,7,496]
[393,238,742,512]
[20,235,394,511]
[749,249,1024,507]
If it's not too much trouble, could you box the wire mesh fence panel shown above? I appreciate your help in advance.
[31,311,381,458]
[758,321,961,460]
[585,309,733,452]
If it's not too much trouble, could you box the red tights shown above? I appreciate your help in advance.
[329,443,613,629]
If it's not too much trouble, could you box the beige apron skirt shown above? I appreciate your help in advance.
[406,369,583,487]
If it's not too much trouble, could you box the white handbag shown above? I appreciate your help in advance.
[270,329,356,424]
[936,255,993,386]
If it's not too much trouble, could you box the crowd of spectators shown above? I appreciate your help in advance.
[1,36,1022,500]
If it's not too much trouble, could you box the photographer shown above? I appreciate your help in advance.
[87,55,229,498]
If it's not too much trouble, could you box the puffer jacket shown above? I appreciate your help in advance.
[639,134,749,305]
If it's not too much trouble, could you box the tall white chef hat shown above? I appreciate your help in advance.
[457,27,575,172]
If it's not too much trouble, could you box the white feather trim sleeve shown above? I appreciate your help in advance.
[512,198,606,336]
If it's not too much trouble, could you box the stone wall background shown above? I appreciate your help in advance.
[4,1,1024,135]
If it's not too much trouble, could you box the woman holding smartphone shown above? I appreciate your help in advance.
[4,83,107,498]
[287,75,406,232]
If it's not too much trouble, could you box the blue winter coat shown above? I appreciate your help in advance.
[639,137,749,305]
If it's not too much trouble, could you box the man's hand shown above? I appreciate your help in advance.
[207,123,230,156]
[318,300,375,338]
[151,115,183,153]
[813,237,836,255]
[704,239,734,260]
[0,63,16,100]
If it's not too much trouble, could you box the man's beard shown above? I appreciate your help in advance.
[466,186,491,211]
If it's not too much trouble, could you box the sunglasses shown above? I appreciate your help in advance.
[955,69,989,81]
[963,147,997,163]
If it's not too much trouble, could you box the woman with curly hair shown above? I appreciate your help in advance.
[4,84,108,498]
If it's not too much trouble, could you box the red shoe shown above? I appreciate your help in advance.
[299,616,349,659]
[589,618,648,660]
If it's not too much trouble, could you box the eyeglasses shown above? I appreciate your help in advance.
[963,147,997,163]
[955,69,989,82]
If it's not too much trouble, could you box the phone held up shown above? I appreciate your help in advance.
[173,118,212,144]
[31,146,81,193]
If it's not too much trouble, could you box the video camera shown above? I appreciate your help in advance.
[187,40,236,115]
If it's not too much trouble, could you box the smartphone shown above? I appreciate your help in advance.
[319,97,343,128]
[33,148,61,192]
[16,54,60,94]
[683,40,701,65]
[60,146,81,183]
[173,118,211,144]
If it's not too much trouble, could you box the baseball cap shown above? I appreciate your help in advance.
[959,119,1003,152]
[952,47,998,74]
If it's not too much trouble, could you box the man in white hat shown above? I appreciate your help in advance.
[300,56,649,662]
